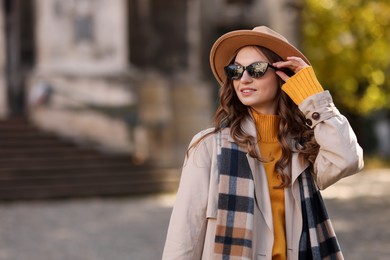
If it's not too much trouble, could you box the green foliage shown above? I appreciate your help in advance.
[302,0,390,115]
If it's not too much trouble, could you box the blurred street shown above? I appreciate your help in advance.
[0,168,389,260]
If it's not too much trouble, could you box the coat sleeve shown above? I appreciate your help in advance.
[162,130,214,260]
[299,91,364,190]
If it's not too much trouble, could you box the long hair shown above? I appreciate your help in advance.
[189,46,319,188]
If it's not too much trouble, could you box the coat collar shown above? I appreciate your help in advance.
[226,114,257,143]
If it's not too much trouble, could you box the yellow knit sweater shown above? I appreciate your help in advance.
[252,112,286,260]
[251,66,324,259]
[282,66,324,105]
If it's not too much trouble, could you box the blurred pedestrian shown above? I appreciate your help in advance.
[162,26,364,260]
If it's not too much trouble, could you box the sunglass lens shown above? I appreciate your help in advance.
[248,62,268,78]
[224,65,243,80]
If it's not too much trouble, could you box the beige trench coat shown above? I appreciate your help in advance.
[162,91,364,260]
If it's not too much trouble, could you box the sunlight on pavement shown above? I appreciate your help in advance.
[322,168,390,199]
[155,193,176,208]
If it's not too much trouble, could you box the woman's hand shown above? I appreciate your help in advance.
[273,56,309,82]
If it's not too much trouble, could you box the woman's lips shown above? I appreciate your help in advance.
[241,88,256,95]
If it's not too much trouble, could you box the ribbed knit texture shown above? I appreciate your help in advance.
[252,111,286,260]
[281,66,324,105]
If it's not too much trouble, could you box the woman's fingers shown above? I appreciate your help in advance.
[273,56,309,73]
[275,70,290,82]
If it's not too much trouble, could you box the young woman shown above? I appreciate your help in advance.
[162,26,364,260]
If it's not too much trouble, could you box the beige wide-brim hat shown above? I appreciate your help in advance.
[210,26,310,86]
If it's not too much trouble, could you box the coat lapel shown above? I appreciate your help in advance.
[285,152,309,251]
[247,154,273,232]
[291,152,309,186]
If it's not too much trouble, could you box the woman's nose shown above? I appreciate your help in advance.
[240,70,253,83]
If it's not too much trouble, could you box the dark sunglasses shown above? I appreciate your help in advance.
[224,61,277,80]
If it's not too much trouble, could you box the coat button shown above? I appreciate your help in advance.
[306,119,313,126]
[312,112,320,120]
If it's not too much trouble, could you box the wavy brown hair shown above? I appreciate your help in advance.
[190,46,319,188]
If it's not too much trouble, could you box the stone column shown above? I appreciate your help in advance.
[0,3,8,118]
[34,0,128,75]
[266,0,304,48]
[28,0,135,154]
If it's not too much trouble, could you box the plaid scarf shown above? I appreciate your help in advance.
[214,131,343,259]
[298,169,343,259]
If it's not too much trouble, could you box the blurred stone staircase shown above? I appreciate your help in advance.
[0,118,180,200]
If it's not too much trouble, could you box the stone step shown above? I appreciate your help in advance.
[0,160,133,170]
[0,162,142,174]
[0,168,180,200]
[0,155,134,168]
[0,118,180,200]
[0,146,100,158]
[0,137,79,147]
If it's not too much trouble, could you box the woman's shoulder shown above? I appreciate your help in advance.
[190,127,216,145]
[190,127,232,144]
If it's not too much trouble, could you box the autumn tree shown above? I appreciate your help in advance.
[302,0,390,115]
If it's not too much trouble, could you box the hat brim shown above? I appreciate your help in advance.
[210,30,310,86]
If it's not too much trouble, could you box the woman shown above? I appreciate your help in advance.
[162,26,364,260]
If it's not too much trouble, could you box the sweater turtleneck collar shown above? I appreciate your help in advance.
[251,110,280,143]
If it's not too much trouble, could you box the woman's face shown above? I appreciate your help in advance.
[232,46,279,114]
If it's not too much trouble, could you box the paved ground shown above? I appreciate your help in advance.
[321,168,390,260]
[0,168,389,260]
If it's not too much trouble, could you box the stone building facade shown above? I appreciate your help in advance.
[0,2,6,118]
[0,0,303,167]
